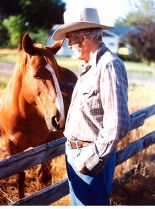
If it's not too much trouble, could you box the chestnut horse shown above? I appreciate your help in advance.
[0,34,77,199]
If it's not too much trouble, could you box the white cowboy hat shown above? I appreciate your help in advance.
[52,7,114,41]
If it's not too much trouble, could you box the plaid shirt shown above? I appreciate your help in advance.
[64,43,130,175]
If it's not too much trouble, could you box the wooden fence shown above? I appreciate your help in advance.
[0,104,155,205]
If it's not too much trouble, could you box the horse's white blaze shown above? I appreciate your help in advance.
[45,64,65,127]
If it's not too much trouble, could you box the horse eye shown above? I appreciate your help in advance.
[34,75,41,79]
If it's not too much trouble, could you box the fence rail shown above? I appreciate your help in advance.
[0,104,154,205]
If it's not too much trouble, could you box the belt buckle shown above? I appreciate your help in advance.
[68,140,80,149]
[67,140,76,149]
[68,140,72,149]
[75,141,80,149]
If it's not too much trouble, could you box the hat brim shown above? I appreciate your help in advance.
[52,21,114,40]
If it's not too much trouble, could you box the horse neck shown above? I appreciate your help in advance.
[2,53,25,107]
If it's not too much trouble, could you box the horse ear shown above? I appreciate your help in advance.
[47,40,64,55]
[22,33,37,55]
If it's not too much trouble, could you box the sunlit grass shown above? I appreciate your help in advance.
[0,55,17,64]
[0,72,11,92]
[115,82,155,178]
[56,56,81,74]
[1,51,155,78]
[0,49,18,64]
[0,50,155,205]
[0,48,18,55]
[51,81,155,205]
[125,61,155,78]
[56,57,155,78]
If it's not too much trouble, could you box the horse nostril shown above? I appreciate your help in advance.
[51,116,60,130]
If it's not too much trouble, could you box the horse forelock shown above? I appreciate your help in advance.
[24,42,59,71]
[31,43,53,57]
[22,46,64,114]
[30,44,61,82]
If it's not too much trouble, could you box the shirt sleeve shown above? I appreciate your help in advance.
[77,58,130,175]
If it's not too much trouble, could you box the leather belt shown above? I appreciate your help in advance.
[68,140,92,149]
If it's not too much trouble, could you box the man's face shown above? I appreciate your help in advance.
[66,32,90,61]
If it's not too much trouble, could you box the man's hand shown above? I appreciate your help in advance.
[74,158,89,175]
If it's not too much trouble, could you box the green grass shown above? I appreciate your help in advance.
[56,56,81,74]
[55,57,155,79]
[0,52,155,78]
[1,55,154,101]
[0,54,17,64]
[125,61,155,78]
[0,72,11,89]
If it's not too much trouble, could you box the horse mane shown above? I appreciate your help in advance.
[2,40,61,103]
[0,33,78,199]
[1,50,27,106]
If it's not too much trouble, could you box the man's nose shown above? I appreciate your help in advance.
[68,45,72,49]
[68,39,74,47]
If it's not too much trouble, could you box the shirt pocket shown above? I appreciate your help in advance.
[80,87,99,107]
[83,88,97,97]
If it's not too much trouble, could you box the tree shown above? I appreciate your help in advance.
[0,0,66,47]
[3,15,24,48]
[0,21,9,47]
[19,0,65,30]
[114,0,155,63]
[115,0,155,26]
[0,0,21,18]
[126,22,155,62]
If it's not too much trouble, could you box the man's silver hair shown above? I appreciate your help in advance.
[72,28,103,41]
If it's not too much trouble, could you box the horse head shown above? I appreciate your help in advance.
[0,33,77,199]
[21,33,65,131]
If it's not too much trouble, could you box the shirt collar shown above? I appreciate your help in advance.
[80,42,107,76]
[89,42,107,68]
[89,49,98,68]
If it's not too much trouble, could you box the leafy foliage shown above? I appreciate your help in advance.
[3,15,24,47]
[126,22,155,62]
[115,0,155,26]
[0,22,9,48]
[0,0,66,47]
[29,29,49,45]
[114,0,155,63]
[19,0,65,30]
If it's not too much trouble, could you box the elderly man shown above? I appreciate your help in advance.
[53,7,130,206]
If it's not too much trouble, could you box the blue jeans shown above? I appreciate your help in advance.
[65,142,116,206]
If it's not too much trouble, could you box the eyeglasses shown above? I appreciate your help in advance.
[66,33,81,44]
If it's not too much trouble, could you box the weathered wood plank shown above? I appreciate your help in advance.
[0,104,155,206]
[0,130,155,180]
[11,129,155,206]
[0,104,154,180]
[116,131,155,165]
[0,137,66,179]
[11,178,69,205]
[129,104,155,131]
[6,103,155,206]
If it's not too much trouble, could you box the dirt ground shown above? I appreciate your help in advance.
[0,68,154,205]
[0,143,154,206]
[111,161,155,205]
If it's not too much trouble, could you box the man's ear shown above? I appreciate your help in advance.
[79,34,85,47]
[81,34,89,46]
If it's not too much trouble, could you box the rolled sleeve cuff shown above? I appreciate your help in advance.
[84,153,107,175]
